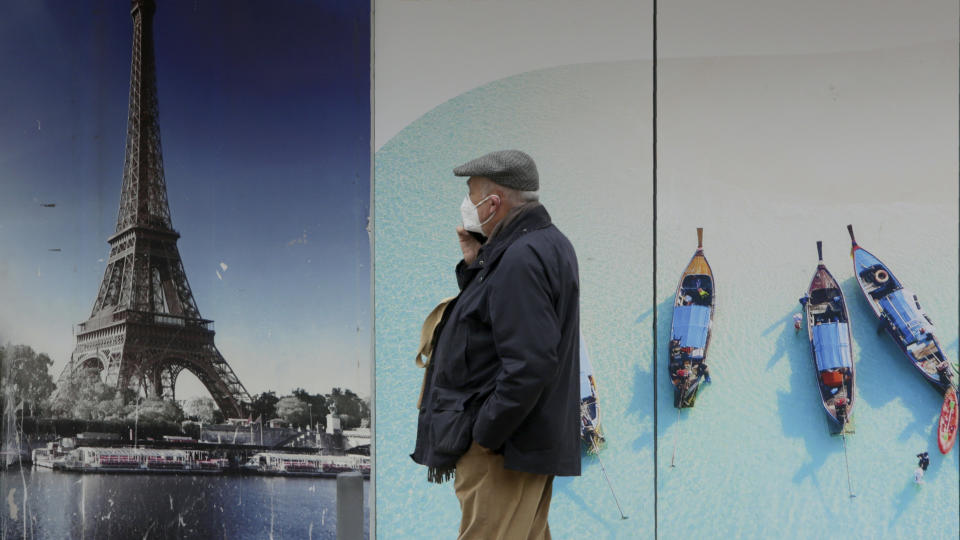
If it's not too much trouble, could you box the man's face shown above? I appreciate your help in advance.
[466,177,487,205]
[464,177,503,235]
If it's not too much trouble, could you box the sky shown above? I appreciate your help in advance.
[0,0,371,401]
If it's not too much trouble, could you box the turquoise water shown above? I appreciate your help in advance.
[656,45,958,538]
[656,208,958,539]
[375,56,958,539]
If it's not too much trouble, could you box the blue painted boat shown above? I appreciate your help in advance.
[669,228,715,408]
[802,241,855,434]
[847,225,956,394]
[579,332,605,453]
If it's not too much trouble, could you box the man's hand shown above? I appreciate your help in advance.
[457,226,481,265]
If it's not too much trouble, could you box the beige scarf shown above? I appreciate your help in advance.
[415,296,457,408]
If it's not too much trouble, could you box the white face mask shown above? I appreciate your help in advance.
[460,194,495,233]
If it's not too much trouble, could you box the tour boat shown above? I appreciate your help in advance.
[58,447,225,474]
[242,452,370,478]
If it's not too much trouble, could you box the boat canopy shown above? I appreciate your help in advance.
[878,289,934,345]
[672,305,710,348]
[812,322,852,370]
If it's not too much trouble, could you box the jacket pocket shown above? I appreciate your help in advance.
[429,387,478,455]
[434,319,470,388]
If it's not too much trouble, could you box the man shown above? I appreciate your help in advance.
[411,150,581,539]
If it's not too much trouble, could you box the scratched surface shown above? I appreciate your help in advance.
[0,1,371,538]
[1,469,369,539]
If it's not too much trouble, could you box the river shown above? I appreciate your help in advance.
[1,467,369,539]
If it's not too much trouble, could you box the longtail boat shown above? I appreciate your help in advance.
[802,241,855,434]
[579,332,605,453]
[669,228,715,408]
[847,225,957,394]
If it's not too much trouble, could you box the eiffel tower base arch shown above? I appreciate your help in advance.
[67,314,249,418]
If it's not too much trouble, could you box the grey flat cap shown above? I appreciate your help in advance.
[453,150,539,192]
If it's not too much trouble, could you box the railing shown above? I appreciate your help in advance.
[76,311,213,333]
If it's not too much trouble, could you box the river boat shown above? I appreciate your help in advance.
[803,241,855,434]
[579,332,605,453]
[32,441,71,469]
[847,225,957,394]
[58,447,226,474]
[669,228,715,408]
[241,452,370,478]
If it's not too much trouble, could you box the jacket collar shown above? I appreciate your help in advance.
[468,203,552,271]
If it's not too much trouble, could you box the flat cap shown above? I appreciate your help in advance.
[453,150,539,192]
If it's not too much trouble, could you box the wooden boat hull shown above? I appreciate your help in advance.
[848,227,956,394]
[669,229,715,409]
[579,333,605,453]
[804,247,855,435]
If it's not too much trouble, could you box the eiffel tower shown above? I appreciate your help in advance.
[64,0,251,417]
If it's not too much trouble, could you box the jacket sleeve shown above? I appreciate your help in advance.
[454,259,477,291]
[472,244,561,450]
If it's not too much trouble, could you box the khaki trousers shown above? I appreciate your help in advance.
[454,442,553,540]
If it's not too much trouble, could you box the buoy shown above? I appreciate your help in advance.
[875,269,889,283]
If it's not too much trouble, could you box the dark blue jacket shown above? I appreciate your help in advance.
[411,204,581,477]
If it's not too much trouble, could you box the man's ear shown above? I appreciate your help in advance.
[490,193,502,212]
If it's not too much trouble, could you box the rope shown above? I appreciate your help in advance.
[591,438,628,520]
[670,384,685,468]
[840,426,856,499]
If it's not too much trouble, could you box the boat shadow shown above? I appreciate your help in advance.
[554,472,626,539]
[627,360,654,453]
[655,295,683,431]
[841,277,942,443]
[765,307,803,371]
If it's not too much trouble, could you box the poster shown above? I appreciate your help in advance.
[374,0,958,538]
[1,1,371,538]
[374,1,654,537]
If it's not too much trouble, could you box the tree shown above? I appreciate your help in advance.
[0,344,56,417]
[292,388,329,428]
[325,387,369,429]
[47,366,118,420]
[275,396,311,427]
[184,396,218,423]
[250,391,280,421]
[134,397,184,423]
